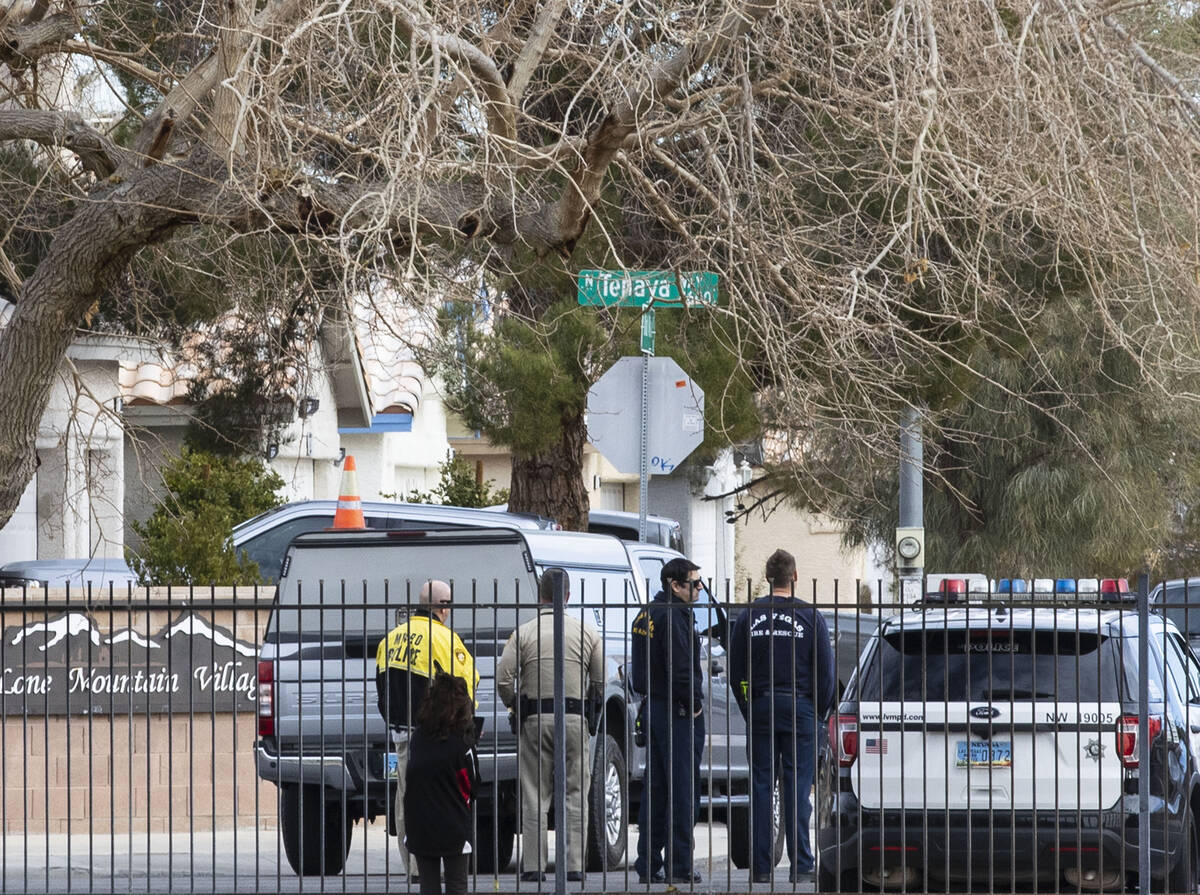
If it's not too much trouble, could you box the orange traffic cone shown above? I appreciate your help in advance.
[331,454,367,530]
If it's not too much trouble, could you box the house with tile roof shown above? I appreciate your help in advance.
[0,298,455,566]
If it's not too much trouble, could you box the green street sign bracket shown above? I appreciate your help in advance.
[640,307,655,355]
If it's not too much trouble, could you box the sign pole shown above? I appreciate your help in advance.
[579,269,717,543]
[639,343,651,542]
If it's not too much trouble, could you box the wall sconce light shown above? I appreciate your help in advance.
[112,396,124,413]
[265,443,279,460]
[298,396,319,418]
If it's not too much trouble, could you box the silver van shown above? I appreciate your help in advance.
[483,504,686,552]
[253,527,767,876]
[587,509,684,552]
[0,557,138,590]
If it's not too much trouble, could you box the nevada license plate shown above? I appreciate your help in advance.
[955,740,1012,768]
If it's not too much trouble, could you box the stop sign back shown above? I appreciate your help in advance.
[586,356,705,475]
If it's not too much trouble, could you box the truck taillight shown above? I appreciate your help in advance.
[830,713,858,767]
[257,660,274,737]
[1117,714,1162,768]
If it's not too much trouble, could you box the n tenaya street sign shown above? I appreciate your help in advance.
[577,270,719,308]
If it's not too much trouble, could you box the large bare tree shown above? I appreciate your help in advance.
[0,0,1198,532]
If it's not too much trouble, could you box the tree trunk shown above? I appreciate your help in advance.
[507,409,589,532]
[0,156,219,529]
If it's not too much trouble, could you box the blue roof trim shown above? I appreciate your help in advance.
[339,412,413,434]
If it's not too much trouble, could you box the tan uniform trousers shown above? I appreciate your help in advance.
[391,730,417,876]
[519,713,590,873]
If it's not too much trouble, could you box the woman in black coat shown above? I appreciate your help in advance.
[404,672,479,895]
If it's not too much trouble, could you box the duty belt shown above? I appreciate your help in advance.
[519,696,584,719]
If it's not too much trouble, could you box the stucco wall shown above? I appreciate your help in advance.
[734,505,870,607]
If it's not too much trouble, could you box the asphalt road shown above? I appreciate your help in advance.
[1,821,818,894]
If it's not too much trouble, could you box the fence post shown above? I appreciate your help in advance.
[1138,571,1150,895]
[553,569,566,895]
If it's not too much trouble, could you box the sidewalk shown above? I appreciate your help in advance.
[0,821,817,894]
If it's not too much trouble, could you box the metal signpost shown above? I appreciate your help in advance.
[579,270,716,540]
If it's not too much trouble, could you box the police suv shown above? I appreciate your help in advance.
[817,579,1200,893]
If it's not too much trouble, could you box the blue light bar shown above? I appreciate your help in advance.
[997,578,1029,594]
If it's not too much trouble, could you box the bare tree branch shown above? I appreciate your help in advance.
[545,0,778,252]
[128,0,307,164]
[205,0,256,159]
[62,39,173,96]
[506,0,569,105]
[0,10,75,62]
[0,108,128,175]
[383,0,517,151]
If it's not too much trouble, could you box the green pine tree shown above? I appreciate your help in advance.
[128,449,284,585]
[821,294,1200,578]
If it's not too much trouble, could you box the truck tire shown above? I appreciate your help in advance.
[473,813,516,874]
[279,784,353,876]
[728,779,785,870]
[586,734,627,871]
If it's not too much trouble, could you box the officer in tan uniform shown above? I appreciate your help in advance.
[496,567,604,882]
[376,579,478,879]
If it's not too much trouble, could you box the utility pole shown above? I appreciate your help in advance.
[895,407,925,603]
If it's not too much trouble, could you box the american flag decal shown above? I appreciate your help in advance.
[865,737,888,755]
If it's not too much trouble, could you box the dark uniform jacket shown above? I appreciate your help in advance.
[630,590,704,715]
[729,594,836,720]
[403,727,478,857]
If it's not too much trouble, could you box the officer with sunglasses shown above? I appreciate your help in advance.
[630,557,706,884]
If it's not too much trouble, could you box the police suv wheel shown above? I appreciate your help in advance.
[816,863,840,893]
[1167,812,1199,894]
[586,734,627,871]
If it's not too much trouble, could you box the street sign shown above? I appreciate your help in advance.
[586,356,705,476]
[577,270,719,308]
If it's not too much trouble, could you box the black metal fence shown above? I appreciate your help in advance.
[0,574,1196,894]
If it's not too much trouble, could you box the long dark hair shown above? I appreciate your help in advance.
[416,672,475,741]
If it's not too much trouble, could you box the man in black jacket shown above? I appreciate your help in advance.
[630,556,706,884]
[730,549,835,883]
